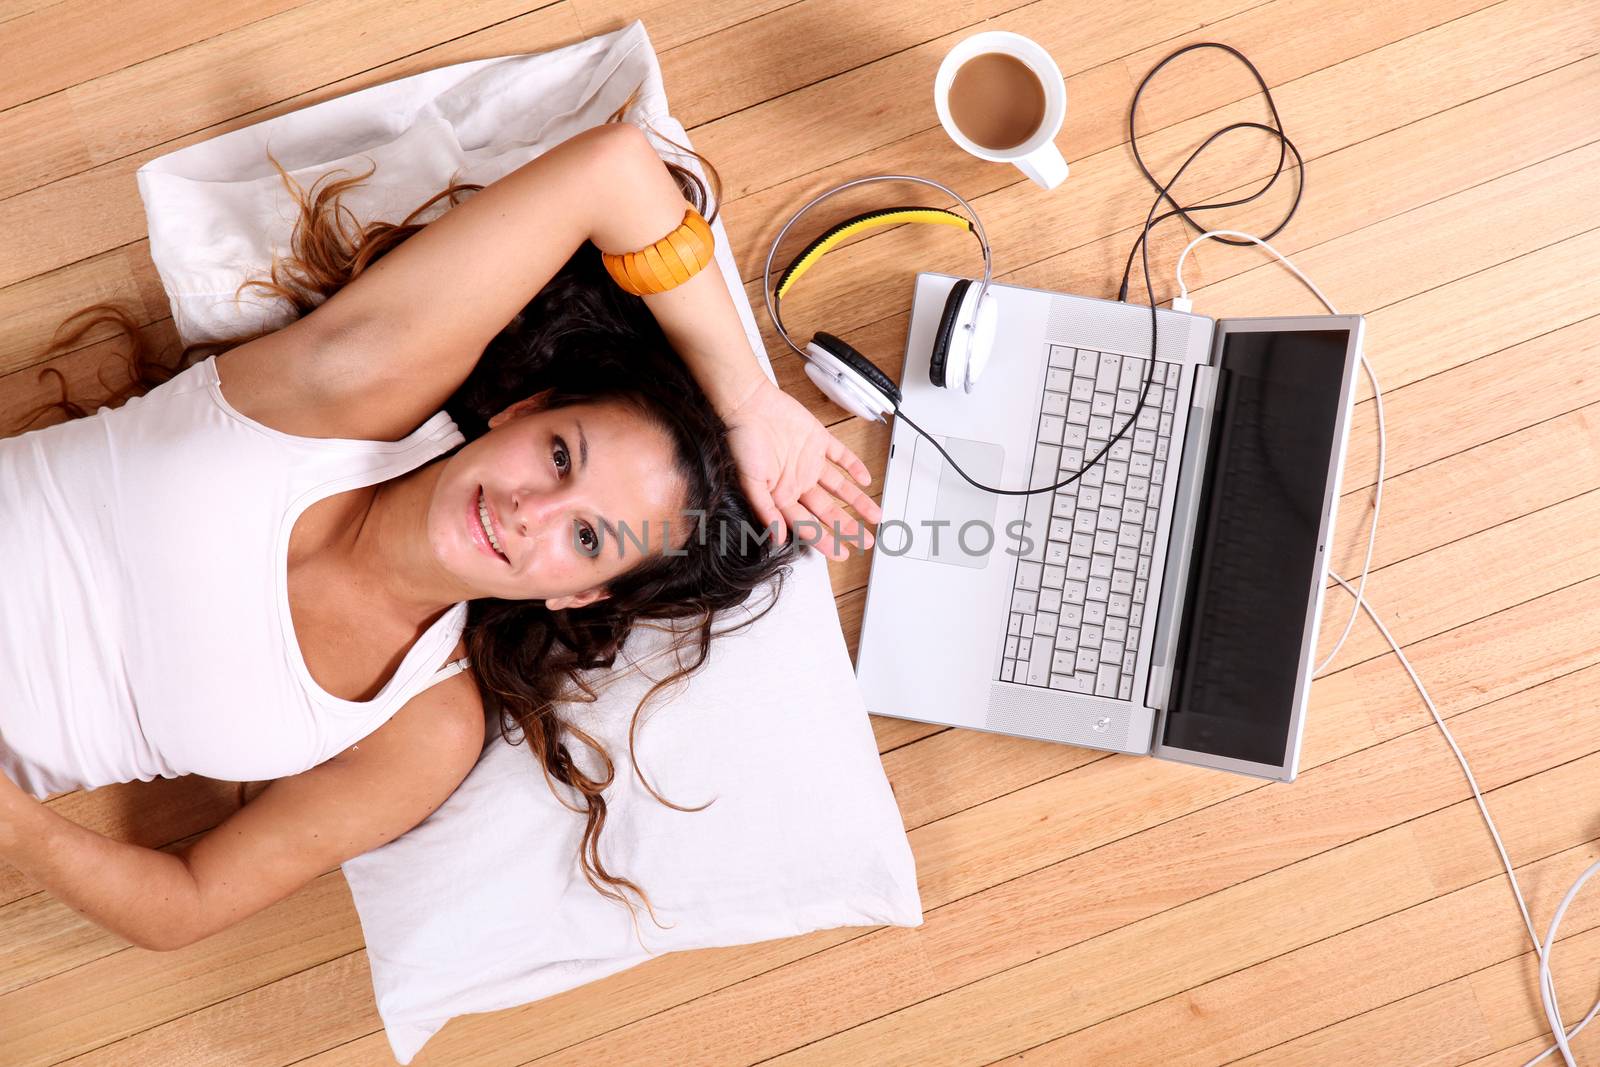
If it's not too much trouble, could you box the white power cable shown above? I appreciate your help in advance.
[1173,229,1599,1066]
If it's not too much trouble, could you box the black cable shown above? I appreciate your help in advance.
[894,41,1305,498]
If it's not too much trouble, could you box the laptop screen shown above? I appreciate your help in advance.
[1161,324,1356,770]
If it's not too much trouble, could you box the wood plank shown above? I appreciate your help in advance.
[0,0,311,111]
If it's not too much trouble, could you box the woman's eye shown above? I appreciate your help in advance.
[553,439,570,475]
[578,523,597,552]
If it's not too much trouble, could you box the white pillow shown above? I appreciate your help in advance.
[134,19,923,1065]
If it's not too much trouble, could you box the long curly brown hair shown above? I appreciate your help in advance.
[12,92,804,936]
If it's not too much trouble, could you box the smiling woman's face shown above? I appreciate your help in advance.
[428,394,688,609]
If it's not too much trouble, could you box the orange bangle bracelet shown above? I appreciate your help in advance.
[601,206,715,296]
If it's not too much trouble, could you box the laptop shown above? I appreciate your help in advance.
[854,272,1364,781]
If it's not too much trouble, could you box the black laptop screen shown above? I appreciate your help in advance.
[1161,326,1354,768]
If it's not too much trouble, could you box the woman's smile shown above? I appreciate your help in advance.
[469,484,510,565]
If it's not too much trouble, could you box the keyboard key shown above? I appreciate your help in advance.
[1103,641,1124,665]
[1120,358,1146,390]
[1097,510,1119,534]
[1076,349,1098,377]
[1060,603,1083,626]
[1011,590,1038,614]
[1078,647,1101,673]
[1005,636,1018,658]
[1096,664,1120,697]
[1120,522,1142,545]
[1160,412,1173,436]
[1093,530,1117,555]
[1162,387,1177,412]
[1039,415,1065,444]
[1134,429,1156,452]
[1017,560,1042,591]
[1071,531,1094,556]
[1050,672,1077,691]
[1043,391,1068,416]
[1123,500,1145,525]
[1001,659,1014,682]
[1110,439,1131,462]
[1026,637,1055,685]
[1134,579,1147,601]
[1092,393,1115,417]
[1090,553,1114,579]
[1115,391,1138,414]
[1050,517,1072,541]
[1035,611,1058,636]
[1068,399,1091,424]
[1115,545,1138,570]
[1069,673,1095,694]
[1034,442,1061,476]
[1111,570,1134,595]
[1124,649,1138,674]
[1071,377,1095,401]
[1063,424,1087,448]
[1103,483,1125,508]
[1152,461,1166,484]
[1128,476,1150,499]
[1061,447,1085,471]
[1059,626,1079,649]
[1130,604,1143,628]
[1079,486,1102,510]
[1040,587,1062,614]
[1046,368,1071,392]
[1119,676,1133,700]
[1073,511,1096,534]
[1009,613,1023,635]
[1107,460,1129,483]
[1065,580,1087,605]
[1052,650,1076,674]
[1043,564,1065,588]
[1166,362,1180,386]
[1053,493,1077,519]
[1105,617,1127,642]
[1109,593,1131,616]
[1049,345,1075,368]
[1137,556,1149,580]
[1089,415,1112,438]
[1047,540,1070,565]
[1067,557,1089,580]
[1018,637,1031,658]
[1097,354,1120,391]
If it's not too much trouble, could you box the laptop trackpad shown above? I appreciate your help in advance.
[897,433,1004,569]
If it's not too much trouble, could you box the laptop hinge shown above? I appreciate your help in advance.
[1146,362,1222,715]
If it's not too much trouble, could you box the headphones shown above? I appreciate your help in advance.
[761,174,997,425]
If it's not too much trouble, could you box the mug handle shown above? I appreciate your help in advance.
[1015,141,1070,190]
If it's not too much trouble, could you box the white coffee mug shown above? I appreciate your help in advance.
[934,31,1070,190]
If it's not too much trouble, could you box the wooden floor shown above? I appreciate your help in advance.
[2,0,1598,1063]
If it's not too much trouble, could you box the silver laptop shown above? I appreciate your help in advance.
[854,272,1364,781]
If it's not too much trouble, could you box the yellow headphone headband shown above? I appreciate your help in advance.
[773,207,976,300]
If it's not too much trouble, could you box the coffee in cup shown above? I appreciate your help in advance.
[934,31,1070,190]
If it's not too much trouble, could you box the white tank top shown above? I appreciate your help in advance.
[0,354,474,800]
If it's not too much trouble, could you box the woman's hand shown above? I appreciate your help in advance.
[719,378,883,561]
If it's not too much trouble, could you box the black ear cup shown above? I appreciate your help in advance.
[929,277,972,388]
[813,331,901,407]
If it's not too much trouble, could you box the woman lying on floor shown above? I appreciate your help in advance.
[0,117,881,950]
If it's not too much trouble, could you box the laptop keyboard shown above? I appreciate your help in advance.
[998,344,1182,699]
